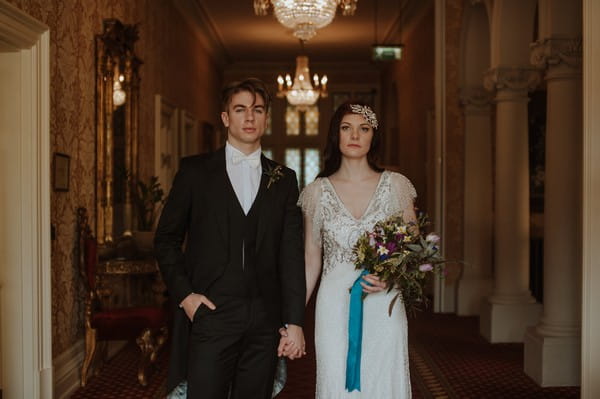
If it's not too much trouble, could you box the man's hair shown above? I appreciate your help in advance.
[220,78,272,113]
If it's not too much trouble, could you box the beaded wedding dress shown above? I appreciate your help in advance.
[299,171,416,399]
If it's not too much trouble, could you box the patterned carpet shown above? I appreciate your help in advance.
[71,307,581,398]
[407,311,580,399]
[70,344,168,399]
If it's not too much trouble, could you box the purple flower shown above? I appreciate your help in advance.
[419,263,433,272]
[386,242,397,253]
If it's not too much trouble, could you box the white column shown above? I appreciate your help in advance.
[457,87,494,316]
[524,37,582,387]
[582,0,600,396]
[479,67,543,343]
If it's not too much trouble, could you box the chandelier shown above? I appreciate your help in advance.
[254,0,358,41]
[277,55,328,110]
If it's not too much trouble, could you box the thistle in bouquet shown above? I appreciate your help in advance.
[352,211,445,316]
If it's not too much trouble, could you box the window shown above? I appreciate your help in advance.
[262,103,323,189]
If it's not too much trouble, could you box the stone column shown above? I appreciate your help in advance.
[457,87,494,316]
[524,37,582,386]
[480,67,543,342]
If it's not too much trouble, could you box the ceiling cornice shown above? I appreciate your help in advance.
[173,0,230,66]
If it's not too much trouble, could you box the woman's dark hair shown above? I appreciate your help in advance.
[317,100,383,177]
[220,77,272,113]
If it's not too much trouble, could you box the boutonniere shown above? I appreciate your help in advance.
[264,164,285,189]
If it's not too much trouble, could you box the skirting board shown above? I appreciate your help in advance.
[53,339,127,398]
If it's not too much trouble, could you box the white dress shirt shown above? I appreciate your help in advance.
[225,142,262,215]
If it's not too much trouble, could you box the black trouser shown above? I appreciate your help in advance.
[187,296,279,399]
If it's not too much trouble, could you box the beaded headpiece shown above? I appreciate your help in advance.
[349,104,378,129]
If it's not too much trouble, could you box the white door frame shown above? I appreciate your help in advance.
[0,2,52,398]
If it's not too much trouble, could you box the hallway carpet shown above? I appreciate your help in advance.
[70,343,168,399]
[71,305,581,398]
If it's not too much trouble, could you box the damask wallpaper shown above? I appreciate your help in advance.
[6,0,222,357]
[444,0,466,275]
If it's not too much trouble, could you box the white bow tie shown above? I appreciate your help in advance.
[232,152,261,168]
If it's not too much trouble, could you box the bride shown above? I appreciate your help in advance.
[297,102,416,398]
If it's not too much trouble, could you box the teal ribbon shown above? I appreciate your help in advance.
[346,269,371,392]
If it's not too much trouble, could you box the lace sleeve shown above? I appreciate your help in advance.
[297,179,323,246]
[389,172,417,211]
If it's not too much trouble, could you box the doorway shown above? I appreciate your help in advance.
[0,2,52,398]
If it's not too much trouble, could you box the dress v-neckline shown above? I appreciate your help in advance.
[324,171,386,222]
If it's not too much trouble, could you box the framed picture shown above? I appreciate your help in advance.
[179,109,200,157]
[53,152,70,191]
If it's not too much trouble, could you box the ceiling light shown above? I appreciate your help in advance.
[254,0,358,41]
[277,55,328,110]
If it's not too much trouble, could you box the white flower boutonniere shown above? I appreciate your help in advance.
[264,164,285,189]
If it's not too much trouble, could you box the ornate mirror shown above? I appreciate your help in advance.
[95,19,141,245]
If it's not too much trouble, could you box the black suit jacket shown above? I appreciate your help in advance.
[154,147,306,390]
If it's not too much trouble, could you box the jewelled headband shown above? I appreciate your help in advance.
[349,104,379,129]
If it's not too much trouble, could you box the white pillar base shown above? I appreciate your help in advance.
[480,299,542,342]
[456,277,493,316]
[524,327,581,387]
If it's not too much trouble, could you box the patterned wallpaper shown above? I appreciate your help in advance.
[444,0,466,275]
[6,0,222,357]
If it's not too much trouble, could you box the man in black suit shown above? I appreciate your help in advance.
[154,78,306,399]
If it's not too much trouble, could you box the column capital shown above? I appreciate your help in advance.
[484,67,541,92]
[460,86,494,107]
[530,37,582,70]
[461,86,493,115]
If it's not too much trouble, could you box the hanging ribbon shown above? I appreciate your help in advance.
[346,269,371,392]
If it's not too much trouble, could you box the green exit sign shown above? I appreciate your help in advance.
[372,45,403,61]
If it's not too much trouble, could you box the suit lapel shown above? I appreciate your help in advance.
[205,147,229,242]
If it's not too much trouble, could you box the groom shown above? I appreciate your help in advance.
[154,78,306,399]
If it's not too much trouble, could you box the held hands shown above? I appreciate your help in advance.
[181,293,216,321]
[278,324,306,360]
[360,274,388,294]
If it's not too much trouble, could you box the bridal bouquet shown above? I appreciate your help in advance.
[351,212,445,316]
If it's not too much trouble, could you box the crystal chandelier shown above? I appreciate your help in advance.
[254,0,358,41]
[277,55,328,111]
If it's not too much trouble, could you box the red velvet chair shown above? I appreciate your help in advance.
[77,207,168,386]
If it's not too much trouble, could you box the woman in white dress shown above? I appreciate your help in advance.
[298,102,416,398]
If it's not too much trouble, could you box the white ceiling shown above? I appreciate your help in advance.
[191,0,423,63]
